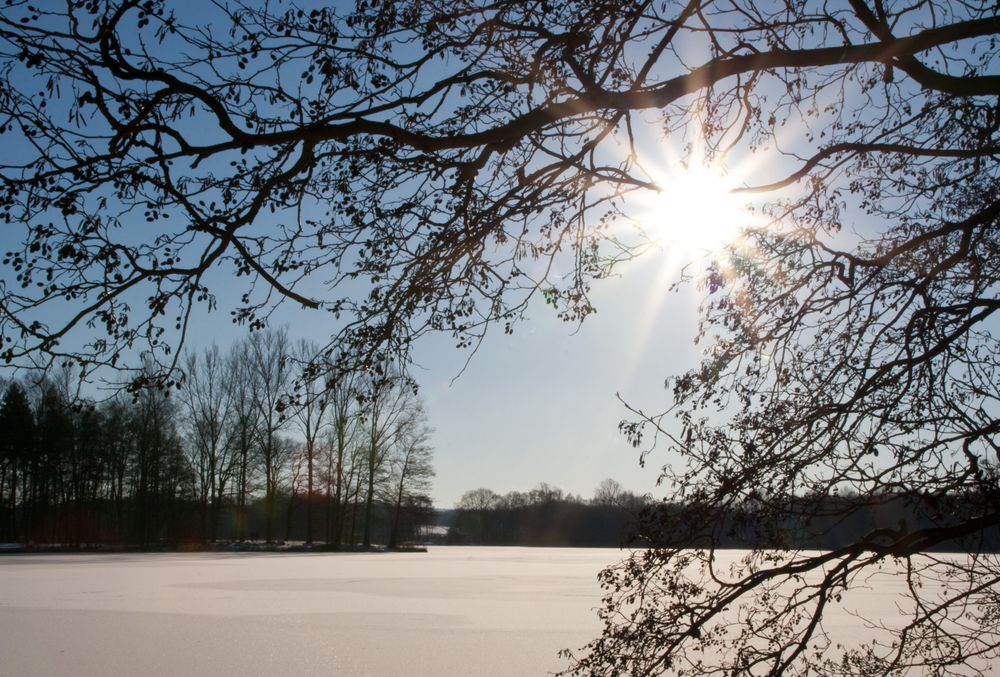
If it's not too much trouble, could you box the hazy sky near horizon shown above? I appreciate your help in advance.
[415,250,707,507]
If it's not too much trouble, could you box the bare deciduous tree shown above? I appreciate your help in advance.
[246,328,291,543]
[358,371,416,548]
[181,345,232,541]
[290,339,329,544]
[322,363,361,547]
[384,402,434,548]
[224,338,260,540]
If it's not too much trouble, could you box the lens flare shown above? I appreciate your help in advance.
[633,156,756,267]
[614,138,763,380]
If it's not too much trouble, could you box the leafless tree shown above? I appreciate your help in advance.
[321,362,361,547]
[281,434,304,541]
[591,478,625,508]
[180,345,233,541]
[457,488,502,511]
[7,0,990,388]
[127,362,192,545]
[344,439,368,546]
[359,370,415,548]
[290,339,329,544]
[223,338,260,540]
[246,327,291,542]
[384,402,434,547]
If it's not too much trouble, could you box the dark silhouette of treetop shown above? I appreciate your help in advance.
[1,0,995,386]
[1,0,999,673]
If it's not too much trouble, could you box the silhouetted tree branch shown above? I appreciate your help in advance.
[1,1,994,387]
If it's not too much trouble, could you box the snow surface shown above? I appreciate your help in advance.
[0,546,620,676]
[0,547,983,675]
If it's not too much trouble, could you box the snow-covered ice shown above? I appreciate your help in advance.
[0,546,620,676]
[1,547,985,675]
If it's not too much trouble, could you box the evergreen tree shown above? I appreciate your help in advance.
[0,382,33,541]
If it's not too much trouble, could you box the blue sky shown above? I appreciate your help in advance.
[413,249,706,506]
[162,227,712,507]
[0,2,778,508]
[0,119,732,508]
[0,109,759,507]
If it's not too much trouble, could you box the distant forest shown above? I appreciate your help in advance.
[0,329,435,549]
[442,482,649,547]
[7,337,989,553]
[443,483,1000,552]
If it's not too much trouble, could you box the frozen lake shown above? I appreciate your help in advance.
[0,546,620,676]
[2,546,990,675]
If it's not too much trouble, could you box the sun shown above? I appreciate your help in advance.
[612,144,762,380]
[633,157,754,264]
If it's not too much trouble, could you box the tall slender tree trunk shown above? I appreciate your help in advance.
[211,480,224,542]
[362,453,375,548]
[264,488,273,543]
[238,442,248,540]
[350,488,359,546]
[199,497,208,543]
[332,448,344,547]
[208,461,217,542]
[8,465,16,542]
[325,470,333,545]
[389,484,404,548]
[285,489,295,542]
[0,465,6,541]
[305,443,313,544]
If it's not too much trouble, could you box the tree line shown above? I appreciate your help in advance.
[0,329,434,549]
[448,482,1000,552]
[447,480,649,546]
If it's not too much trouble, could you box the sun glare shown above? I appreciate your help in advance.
[635,159,754,265]
[614,145,761,381]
